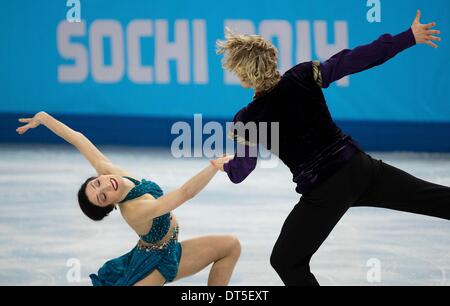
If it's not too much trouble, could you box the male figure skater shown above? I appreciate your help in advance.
[212,10,446,285]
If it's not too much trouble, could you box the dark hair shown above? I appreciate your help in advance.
[78,176,115,221]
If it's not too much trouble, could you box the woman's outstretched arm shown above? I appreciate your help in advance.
[16,111,127,175]
[128,163,219,223]
[316,10,441,88]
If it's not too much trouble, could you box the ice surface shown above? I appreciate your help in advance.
[1,144,449,286]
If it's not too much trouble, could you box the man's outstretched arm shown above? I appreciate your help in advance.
[317,10,441,88]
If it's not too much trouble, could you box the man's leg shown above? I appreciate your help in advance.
[354,156,450,220]
[271,151,373,285]
[270,197,349,285]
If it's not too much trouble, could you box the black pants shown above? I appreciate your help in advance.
[270,151,450,286]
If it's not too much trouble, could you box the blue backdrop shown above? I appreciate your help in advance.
[1,0,449,151]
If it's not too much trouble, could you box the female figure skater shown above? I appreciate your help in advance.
[16,111,241,286]
[213,10,446,285]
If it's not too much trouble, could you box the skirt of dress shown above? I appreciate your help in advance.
[90,239,182,286]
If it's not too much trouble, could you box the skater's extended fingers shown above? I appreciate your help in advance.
[216,157,228,163]
[414,10,421,23]
[427,30,440,35]
[223,154,235,160]
[213,156,229,163]
[427,35,441,42]
[426,40,438,48]
[16,126,28,134]
[424,22,437,29]
[18,118,32,123]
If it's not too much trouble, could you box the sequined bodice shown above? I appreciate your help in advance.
[120,177,171,244]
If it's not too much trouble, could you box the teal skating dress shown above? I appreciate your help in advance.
[89,177,182,286]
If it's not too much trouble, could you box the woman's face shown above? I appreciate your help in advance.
[85,175,125,207]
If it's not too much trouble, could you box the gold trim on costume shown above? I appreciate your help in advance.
[227,130,257,147]
[312,60,323,88]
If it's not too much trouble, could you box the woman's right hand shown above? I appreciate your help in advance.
[16,112,45,135]
[210,155,234,172]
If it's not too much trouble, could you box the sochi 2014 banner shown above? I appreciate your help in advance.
[1,0,449,150]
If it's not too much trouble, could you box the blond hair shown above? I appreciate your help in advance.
[216,28,281,92]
